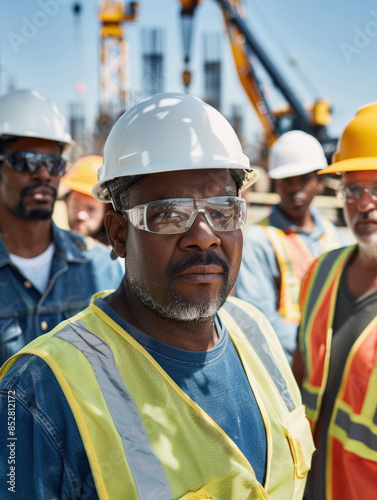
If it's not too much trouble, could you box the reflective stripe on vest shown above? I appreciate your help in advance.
[55,320,173,500]
[299,246,355,424]
[260,225,311,323]
[334,407,377,453]
[260,218,343,324]
[223,301,295,412]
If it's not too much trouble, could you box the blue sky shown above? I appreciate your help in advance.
[1,0,377,149]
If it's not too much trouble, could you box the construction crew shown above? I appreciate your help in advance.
[235,131,345,363]
[0,90,123,365]
[0,93,314,499]
[293,101,377,499]
[62,155,111,245]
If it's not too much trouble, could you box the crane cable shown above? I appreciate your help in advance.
[245,0,321,98]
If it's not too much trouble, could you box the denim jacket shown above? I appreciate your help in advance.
[0,222,123,365]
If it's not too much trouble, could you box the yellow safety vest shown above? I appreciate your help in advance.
[1,296,314,500]
[260,217,343,323]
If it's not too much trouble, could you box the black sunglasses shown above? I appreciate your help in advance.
[0,151,68,177]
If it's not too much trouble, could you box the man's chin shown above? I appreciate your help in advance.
[23,209,53,220]
[134,285,226,323]
[355,233,377,261]
[150,296,222,324]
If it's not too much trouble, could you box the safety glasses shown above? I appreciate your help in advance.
[0,151,67,177]
[337,183,377,203]
[121,196,247,234]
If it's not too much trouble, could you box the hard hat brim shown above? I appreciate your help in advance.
[241,168,260,190]
[268,162,324,180]
[62,179,95,197]
[318,157,377,175]
[92,166,260,202]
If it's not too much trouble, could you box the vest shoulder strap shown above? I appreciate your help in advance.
[320,217,344,251]
[300,245,356,322]
[221,298,296,412]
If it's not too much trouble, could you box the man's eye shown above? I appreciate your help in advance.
[149,210,188,226]
[209,209,234,228]
[346,186,361,197]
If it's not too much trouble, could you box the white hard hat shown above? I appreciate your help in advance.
[268,130,327,179]
[92,92,259,202]
[0,89,72,148]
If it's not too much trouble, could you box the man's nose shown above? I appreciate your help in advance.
[77,210,89,221]
[179,212,221,251]
[31,163,51,181]
[357,189,377,211]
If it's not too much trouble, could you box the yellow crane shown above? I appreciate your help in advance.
[178,0,334,157]
[98,1,139,119]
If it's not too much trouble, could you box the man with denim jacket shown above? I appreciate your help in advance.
[0,89,123,364]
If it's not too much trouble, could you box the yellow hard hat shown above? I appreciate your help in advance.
[63,155,103,196]
[319,101,377,175]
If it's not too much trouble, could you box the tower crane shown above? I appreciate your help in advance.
[98,1,138,121]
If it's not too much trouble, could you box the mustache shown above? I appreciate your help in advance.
[170,251,229,276]
[354,210,377,223]
[20,184,57,198]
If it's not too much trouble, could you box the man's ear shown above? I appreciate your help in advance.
[316,176,325,195]
[104,210,128,259]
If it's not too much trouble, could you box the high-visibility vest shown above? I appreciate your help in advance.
[1,296,314,500]
[298,245,377,500]
[259,216,342,324]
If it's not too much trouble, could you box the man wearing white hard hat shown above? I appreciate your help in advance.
[0,90,123,365]
[235,130,346,363]
[293,101,377,500]
[0,93,314,499]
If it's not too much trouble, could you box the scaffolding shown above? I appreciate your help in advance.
[142,28,166,98]
[203,33,222,112]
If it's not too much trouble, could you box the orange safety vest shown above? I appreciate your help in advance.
[298,244,377,500]
[259,216,342,324]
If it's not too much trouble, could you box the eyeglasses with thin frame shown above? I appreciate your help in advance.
[337,183,377,203]
[121,196,247,234]
[0,151,67,177]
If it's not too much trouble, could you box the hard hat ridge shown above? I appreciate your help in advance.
[92,92,259,202]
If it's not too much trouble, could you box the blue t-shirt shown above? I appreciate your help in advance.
[0,300,267,499]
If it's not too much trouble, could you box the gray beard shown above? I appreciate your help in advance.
[126,268,229,324]
[357,234,377,261]
[345,209,377,262]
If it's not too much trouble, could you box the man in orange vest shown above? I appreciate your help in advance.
[293,101,377,500]
[235,131,345,364]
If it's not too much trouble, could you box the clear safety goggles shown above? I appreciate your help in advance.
[337,183,377,203]
[121,196,247,234]
[0,151,67,177]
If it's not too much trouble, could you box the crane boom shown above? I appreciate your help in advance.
[178,0,333,153]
